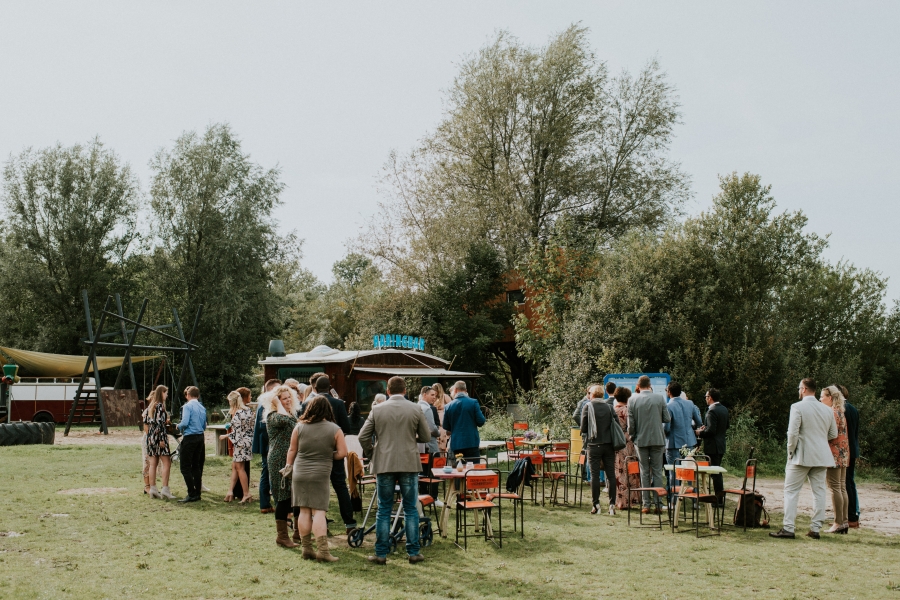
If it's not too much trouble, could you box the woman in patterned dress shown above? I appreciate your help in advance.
[266,385,302,547]
[143,385,175,500]
[613,387,641,511]
[821,385,850,533]
[222,390,254,503]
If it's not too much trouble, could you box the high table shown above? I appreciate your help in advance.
[430,469,498,538]
[665,464,727,529]
[206,424,229,456]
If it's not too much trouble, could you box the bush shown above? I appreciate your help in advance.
[724,410,785,476]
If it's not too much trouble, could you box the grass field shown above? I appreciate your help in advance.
[1,441,899,600]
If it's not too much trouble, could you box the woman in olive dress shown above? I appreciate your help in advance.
[266,385,301,547]
[284,395,347,562]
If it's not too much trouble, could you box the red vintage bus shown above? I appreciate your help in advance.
[8,377,98,423]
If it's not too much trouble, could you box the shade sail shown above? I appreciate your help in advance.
[353,367,482,378]
[0,346,159,378]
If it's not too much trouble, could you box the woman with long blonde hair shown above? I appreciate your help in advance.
[267,385,302,547]
[821,385,850,533]
[143,385,175,499]
[432,383,450,453]
[221,390,254,503]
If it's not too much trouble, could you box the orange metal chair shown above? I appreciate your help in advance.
[625,456,670,529]
[723,458,758,531]
[455,470,502,549]
[674,461,720,537]
[544,442,571,505]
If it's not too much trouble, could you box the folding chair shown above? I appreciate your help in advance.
[456,470,502,549]
[674,462,720,537]
[625,456,670,529]
[486,469,526,538]
[512,420,529,436]
[416,453,443,535]
[544,442,570,505]
[723,458,758,532]
[521,451,546,504]
[505,437,526,462]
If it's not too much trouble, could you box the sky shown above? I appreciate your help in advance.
[2,2,898,301]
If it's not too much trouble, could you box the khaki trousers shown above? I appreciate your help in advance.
[783,464,827,533]
[826,466,848,526]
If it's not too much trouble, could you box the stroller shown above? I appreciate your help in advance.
[347,480,434,552]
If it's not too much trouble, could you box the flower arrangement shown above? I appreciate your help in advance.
[523,430,539,441]
[678,445,700,459]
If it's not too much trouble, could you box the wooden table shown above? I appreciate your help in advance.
[521,439,552,448]
[665,464,727,529]
[431,469,498,538]
[207,424,229,456]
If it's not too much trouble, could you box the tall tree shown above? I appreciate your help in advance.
[0,139,142,354]
[149,124,289,400]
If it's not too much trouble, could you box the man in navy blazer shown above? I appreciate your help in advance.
[664,381,702,497]
[441,381,486,460]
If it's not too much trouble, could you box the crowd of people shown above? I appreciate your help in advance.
[139,371,861,565]
[140,373,484,565]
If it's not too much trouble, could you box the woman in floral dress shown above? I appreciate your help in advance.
[267,385,302,547]
[613,387,641,511]
[821,385,850,533]
[143,385,175,500]
[222,390,254,503]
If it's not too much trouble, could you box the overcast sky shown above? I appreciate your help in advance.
[2,2,898,301]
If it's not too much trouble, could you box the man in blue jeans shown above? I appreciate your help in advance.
[252,379,281,514]
[359,376,431,565]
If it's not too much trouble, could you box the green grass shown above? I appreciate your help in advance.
[1,444,899,599]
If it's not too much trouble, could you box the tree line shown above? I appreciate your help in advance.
[2,25,898,468]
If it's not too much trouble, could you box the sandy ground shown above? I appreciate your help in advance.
[53,430,900,535]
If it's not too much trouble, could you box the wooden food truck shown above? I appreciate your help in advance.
[259,343,481,416]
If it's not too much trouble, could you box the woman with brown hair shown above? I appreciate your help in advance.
[221,390,254,503]
[284,395,348,562]
[144,385,176,500]
[821,385,850,533]
[612,387,640,511]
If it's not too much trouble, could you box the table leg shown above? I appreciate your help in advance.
[439,480,458,538]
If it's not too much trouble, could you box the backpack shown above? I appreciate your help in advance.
[733,492,770,528]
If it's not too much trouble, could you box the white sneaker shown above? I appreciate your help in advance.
[608,504,616,516]
[148,486,162,499]
[159,486,176,499]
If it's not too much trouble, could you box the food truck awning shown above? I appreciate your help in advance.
[353,367,482,378]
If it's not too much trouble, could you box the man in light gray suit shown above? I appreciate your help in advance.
[359,376,432,564]
[628,375,671,512]
[770,378,837,540]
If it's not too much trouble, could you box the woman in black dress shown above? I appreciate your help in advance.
[143,385,175,500]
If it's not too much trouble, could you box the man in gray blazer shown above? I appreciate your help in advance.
[359,376,432,564]
[628,375,672,512]
[770,378,837,539]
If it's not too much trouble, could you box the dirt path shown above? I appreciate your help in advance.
[751,477,900,536]
[56,427,217,447]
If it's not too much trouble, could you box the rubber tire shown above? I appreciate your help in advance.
[11,422,27,445]
[40,422,56,444]
[0,424,11,446]
[23,422,42,445]
[419,520,433,547]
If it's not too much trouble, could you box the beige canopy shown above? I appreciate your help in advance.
[0,346,159,378]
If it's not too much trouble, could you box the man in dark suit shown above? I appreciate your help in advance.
[307,375,356,534]
[840,385,860,527]
[696,388,730,506]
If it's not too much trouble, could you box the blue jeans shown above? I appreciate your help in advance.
[375,473,420,558]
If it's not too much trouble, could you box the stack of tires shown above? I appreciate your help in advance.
[0,421,56,446]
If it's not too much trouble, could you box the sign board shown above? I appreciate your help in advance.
[602,373,671,398]
[373,334,426,351]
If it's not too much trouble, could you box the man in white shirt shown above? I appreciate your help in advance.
[770,378,837,540]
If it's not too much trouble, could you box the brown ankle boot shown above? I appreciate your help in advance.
[300,533,316,560]
[292,523,302,544]
[276,520,298,548]
[315,535,338,562]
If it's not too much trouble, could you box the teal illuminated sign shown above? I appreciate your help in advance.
[373,334,425,351]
